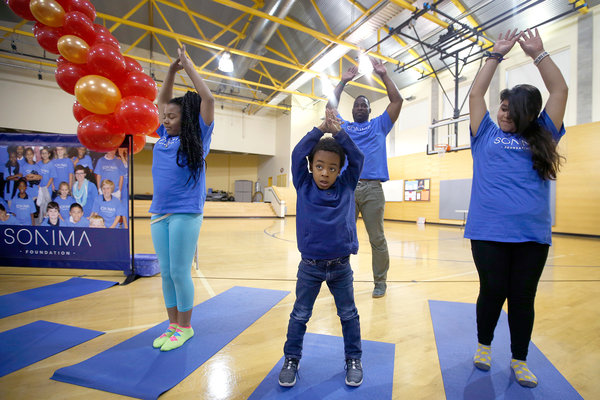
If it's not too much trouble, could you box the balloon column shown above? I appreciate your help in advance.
[7,0,159,154]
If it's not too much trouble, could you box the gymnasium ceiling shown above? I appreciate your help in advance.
[0,0,595,114]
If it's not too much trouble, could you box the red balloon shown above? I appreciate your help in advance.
[7,0,36,20]
[63,11,96,45]
[55,60,88,94]
[93,24,120,49]
[93,23,110,35]
[124,56,143,73]
[87,44,127,81]
[115,96,160,136]
[55,0,72,9]
[68,0,95,21]
[94,30,120,49]
[77,114,125,152]
[131,134,146,154]
[119,72,157,101]
[33,23,63,54]
[73,100,94,122]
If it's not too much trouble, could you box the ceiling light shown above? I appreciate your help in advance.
[358,53,373,75]
[218,52,234,73]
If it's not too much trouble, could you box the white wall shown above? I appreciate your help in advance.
[211,106,276,155]
[0,70,78,134]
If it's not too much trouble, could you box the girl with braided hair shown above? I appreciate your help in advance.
[150,44,214,351]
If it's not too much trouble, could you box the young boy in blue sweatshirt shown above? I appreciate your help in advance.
[279,109,365,388]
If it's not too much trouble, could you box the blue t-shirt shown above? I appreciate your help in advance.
[338,110,393,181]
[92,196,124,228]
[149,114,214,214]
[0,214,17,225]
[52,158,74,190]
[55,195,75,221]
[40,217,63,227]
[20,162,40,192]
[10,195,36,225]
[292,128,364,260]
[94,157,125,191]
[464,110,565,245]
[35,160,56,187]
[66,217,90,228]
[72,154,93,169]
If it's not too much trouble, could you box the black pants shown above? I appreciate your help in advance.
[471,240,549,360]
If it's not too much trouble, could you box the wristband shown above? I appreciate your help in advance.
[483,51,504,62]
[533,51,549,66]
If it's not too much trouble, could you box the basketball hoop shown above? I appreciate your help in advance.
[434,144,451,157]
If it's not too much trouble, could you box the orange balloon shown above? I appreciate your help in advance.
[57,35,89,64]
[75,75,122,115]
[30,0,65,27]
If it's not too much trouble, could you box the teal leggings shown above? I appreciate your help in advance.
[151,213,203,312]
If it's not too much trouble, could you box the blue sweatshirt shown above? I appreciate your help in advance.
[292,128,364,260]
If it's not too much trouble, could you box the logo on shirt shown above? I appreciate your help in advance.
[493,136,529,150]
[157,136,180,147]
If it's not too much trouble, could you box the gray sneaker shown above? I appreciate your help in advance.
[278,357,299,387]
[372,283,386,298]
[345,358,363,386]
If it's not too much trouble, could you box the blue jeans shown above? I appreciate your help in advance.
[284,256,362,360]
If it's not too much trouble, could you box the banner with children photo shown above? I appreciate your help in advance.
[0,132,131,270]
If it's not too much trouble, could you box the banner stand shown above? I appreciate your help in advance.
[121,135,139,286]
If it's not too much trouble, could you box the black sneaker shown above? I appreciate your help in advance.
[345,358,363,386]
[278,357,299,387]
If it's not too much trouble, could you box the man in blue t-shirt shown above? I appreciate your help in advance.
[328,58,403,298]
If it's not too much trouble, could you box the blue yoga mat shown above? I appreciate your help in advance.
[0,320,103,377]
[248,333,395,399]
[0,277,118,318]
[51,286,289,400]
[429,300,583,400]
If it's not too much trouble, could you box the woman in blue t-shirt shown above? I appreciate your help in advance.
[467,28,568,388]
[72,165,97,217]
[150,45,214,352]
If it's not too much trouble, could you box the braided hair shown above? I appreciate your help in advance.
[168,91,205,185]
[500,84,563,180]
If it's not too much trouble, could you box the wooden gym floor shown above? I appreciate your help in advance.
[0,217,598,399]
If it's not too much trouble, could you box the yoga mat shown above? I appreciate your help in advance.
[51,286,289,400]
[248,333,395,399]
[429,300,583,400]
[0,277,118,318]
[0,320,103,377]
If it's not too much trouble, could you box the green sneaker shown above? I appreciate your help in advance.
[152,324,177,348]
[160,326,194,351]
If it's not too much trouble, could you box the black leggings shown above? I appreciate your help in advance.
[471,240,549,360]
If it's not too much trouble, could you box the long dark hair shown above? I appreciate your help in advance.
[500,84,562,180]
[169,91,205,185]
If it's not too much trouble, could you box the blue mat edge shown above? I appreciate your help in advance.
[0,320,104,378]
[49,286,291,400]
